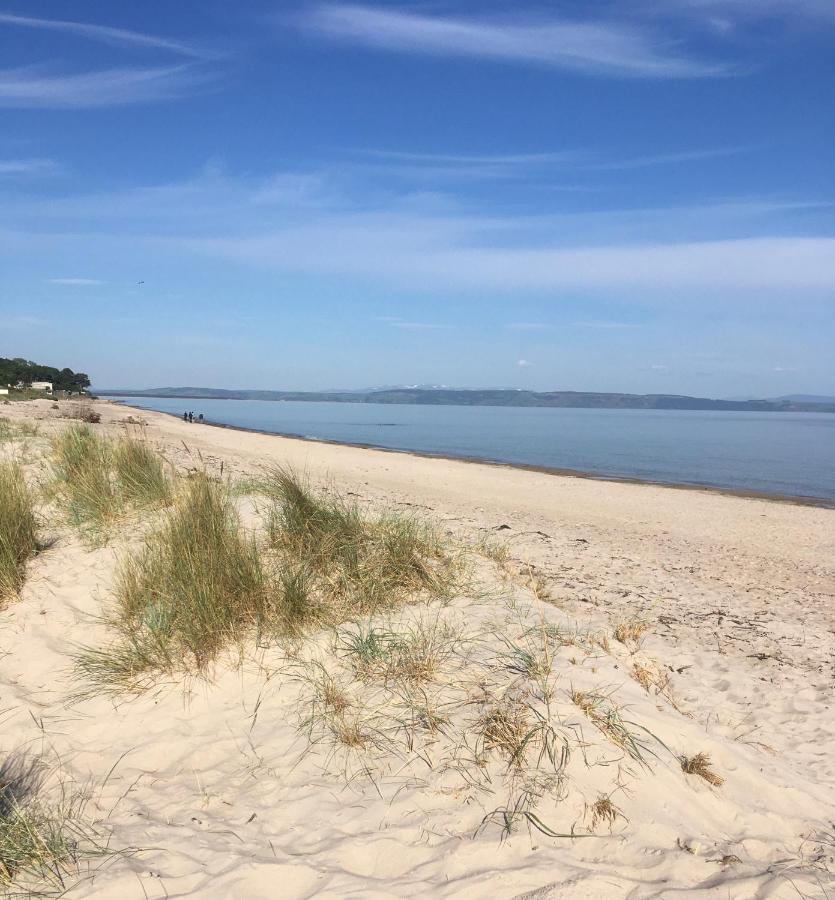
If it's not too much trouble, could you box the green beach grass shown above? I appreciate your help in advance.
[75,468,463,693]
[51,424,171,538]
[0,460,38,606]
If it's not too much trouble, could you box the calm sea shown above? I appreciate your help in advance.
[109,397,835,503]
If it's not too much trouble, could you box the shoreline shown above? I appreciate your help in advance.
[110,398,835,511]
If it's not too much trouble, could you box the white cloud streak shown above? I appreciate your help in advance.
[353,145,751,182]
[354,149,581,181]
[0,158,58,175]
[363,150,578,166]
[185,226,835,296]
[47,277,104,285]
[0,65,211,109]
[378,316,447,330]
[660,0,835,25]
[580,146,753,170]
[0,11,215,108]
[576,321,640,328]
[0,11,206,57]
[300,3,730,78]
[5,170,833,301]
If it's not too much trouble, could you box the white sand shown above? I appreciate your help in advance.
[1,398,833,899]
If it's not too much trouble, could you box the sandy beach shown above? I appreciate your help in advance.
[1,397,833,899]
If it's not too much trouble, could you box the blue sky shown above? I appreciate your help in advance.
[1,1,833,395]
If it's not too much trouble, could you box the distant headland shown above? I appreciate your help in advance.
[98,386,835,413]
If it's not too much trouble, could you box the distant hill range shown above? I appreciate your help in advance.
[772,394,835,404]
[98,387,835,413]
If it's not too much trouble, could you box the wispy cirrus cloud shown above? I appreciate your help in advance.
[47,277,104,286]
[576,320,640,328]
[658,0,835,26]
[0,10,216,108]
[5,169,834,301]
[376,316,447,330]
[0,64,211,109]
[0,157,59,175]
[580,145,753,171]
[354,144,752,182]
[363,150,578,167]
[186,228,835,296]
[299,3,730,79]
[355,148,580,181]
[0,10,207,58]
[507,322,550,331]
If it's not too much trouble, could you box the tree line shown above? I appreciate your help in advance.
[0,357,91,392]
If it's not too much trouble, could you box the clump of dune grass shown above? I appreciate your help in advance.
[680,752,724,786]
[570,687,658,765]
[0,419,40,442]
[51,424,171,539]
[51,424,120,534]
[112,436,171,507]
[633,661,662,692]
[525,564,552,603]
[275,563,318,634]
[77,468,463,694]
[0,753,102,894]
[478,779,574,841]
[62,399,100,424]
[631,660,684,712]
[588,794,624,832]
[339,623,392,680]
[328,713,369,750]
[259,467,462,626]
[390,687,450,743]
[613,619,649,645]
[339,616,461,685]
[478,696,532,768]
[0,461,38,606]
[294,661,376,752]
[474,533,511,567]
[386,617,461,684]
[309,664,351,716]
[75,475,270,690]
[501,625,555,681]
[16,421,40,438]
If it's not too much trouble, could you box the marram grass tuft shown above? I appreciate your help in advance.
[0,461,38,606]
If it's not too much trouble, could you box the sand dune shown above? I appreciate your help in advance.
[1,398,833,899]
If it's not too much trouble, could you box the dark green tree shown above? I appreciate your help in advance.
[0,357,91,392]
